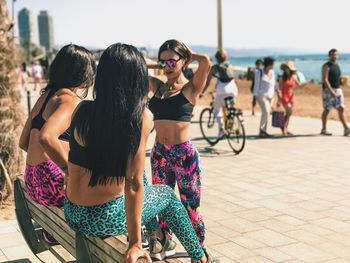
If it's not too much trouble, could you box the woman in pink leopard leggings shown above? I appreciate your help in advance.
[19,44,96,208]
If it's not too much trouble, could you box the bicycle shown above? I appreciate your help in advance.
[199,92,246,154]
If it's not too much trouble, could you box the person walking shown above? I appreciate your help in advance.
[321,49,350,136]
[250,59,263,116]
[32,61,43,91]
[278,61,312,135]
[253,57,276,137]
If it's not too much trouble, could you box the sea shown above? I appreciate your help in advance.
[228,54,350,83]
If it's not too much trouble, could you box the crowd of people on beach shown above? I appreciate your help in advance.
[18,40,349,263]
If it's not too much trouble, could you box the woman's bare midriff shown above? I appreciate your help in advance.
[66,163,124,206]
[154,120,191,145]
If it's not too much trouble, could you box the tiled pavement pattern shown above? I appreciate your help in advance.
[1,87,350,262]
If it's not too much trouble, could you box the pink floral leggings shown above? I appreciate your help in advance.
[151,140,205,247]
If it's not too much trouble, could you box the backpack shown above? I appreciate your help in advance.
[213,62,235,83]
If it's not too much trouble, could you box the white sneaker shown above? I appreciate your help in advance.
[149,233,177,260]
[218,129,225,138]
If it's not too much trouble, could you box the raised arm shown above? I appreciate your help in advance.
[146,59,159,69]
[183,46,211,96]
[124,110,152,263]
[201,67,216,96]
[39,95,78,171]
[293,75,313,88]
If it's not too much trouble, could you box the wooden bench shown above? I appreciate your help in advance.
[14,178,184,263]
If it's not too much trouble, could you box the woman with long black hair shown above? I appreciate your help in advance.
[64,43,213,263]
[148,39,216,261]
[19,44,95,244]
[19,44,95,208]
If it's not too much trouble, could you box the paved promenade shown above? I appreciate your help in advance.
[1,88,350,262]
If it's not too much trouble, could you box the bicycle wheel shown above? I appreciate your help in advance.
[226,115,246,154]
[199,108,220,145]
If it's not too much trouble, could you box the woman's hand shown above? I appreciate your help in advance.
[123,245,151,263]
[182,43,194,69]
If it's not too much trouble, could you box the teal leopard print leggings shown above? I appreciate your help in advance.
[64,184,204,260]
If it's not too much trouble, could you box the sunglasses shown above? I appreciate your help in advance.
[158,58,182,69]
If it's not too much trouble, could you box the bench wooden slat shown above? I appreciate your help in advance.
[88,236,127,258]
[50,245,76,263]
[87,238,123,263]
[27,202,76,257]
[19,179,72,234]
[23,192,75,238]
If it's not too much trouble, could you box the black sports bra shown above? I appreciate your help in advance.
[68,101,91,169]
[31,89,70,141]
[148,87,194,122]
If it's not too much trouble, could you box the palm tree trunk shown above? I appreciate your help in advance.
[0,0,25,201]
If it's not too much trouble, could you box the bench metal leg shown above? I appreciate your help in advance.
[75,231,93,263]
[14,179,47,254]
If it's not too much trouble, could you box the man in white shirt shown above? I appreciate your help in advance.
[253,57,276,137]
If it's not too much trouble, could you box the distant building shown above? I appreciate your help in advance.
[18,7,38,45]
[38,11,54,52]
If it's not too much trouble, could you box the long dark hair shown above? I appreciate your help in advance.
[42,44,96,98]
[158,39,191,65]
[263,57,275,68]
[77,43,148,186]
[282,68,294,81]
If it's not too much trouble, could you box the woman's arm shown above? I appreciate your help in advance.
[293,75,313,88]
[201,67,216,96]
[19,95,44,151]
[146,59,159,69]
[148,76,160,98]
[183,45,211,96]
[277,78,283,101]
[124,110,152,261]
[39,95,78,170]
[189,53,211,95]
[19,115,33,152]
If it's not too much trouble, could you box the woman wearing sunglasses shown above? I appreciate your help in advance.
[148,39,217,262]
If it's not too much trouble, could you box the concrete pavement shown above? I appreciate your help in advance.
[1,86,350,262]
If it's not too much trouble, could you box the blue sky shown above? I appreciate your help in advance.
[8,0,350,53]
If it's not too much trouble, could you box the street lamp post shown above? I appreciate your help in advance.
[217,0,223,50]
